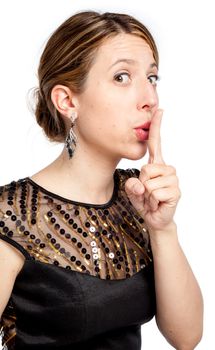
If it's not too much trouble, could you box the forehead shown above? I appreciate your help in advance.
[95,33,154,65]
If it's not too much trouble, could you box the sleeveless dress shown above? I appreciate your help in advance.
[0,168,156,350]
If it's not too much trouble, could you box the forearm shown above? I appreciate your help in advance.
[149,222,203,350]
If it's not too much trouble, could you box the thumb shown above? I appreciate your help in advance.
[124,177,145,196]
[124,178,145,215]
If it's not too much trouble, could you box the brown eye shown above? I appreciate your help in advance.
[148,74,160,86]
[114,72,131,84]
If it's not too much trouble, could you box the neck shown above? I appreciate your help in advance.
[32,145,121,205]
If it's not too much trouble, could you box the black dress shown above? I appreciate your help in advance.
[0,168,156,350]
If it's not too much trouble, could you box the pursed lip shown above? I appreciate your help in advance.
[134,121,151,130]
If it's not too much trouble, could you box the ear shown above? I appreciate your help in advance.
[51,84,79,121]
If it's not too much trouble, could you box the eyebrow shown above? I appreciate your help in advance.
[108,58,158,70]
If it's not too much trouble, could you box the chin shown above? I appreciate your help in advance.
[122,144,148,161]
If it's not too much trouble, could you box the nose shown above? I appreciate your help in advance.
[137,79,158,111]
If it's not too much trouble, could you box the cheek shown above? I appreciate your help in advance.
[78,101,114,135]
[78,85,131,134]
[79,86,110,115]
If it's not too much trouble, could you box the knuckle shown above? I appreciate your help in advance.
[144,180,153,194]
[140,165,150,180]
[177,188,182,199]
[140,164,149,172]
[175,176,180,186]
[173,187,181,200]
[150,190,156,201]
[167,165,176,174]
[171,174,179,186]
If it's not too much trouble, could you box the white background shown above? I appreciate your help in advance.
[0,0,214,349]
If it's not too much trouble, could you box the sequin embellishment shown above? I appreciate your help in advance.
[0,168,153,349]
[0,169,152,281]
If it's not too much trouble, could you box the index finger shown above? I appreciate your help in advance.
[147,109,164,164]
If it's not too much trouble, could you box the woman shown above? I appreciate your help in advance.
[0,10,203,350]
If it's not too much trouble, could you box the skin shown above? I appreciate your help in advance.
[30,33,159,204]
[0,33,203,349]
[125,108,203,349]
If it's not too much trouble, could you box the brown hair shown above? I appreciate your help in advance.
[33,11,159,143]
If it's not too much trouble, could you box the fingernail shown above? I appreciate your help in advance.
[133,183,143,194]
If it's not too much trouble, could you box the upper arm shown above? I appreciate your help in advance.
[0,239,24,318]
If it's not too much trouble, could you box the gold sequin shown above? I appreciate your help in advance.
[0,169,152,279]
[0,168,153,347]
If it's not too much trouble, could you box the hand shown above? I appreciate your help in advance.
[125,109,181,232]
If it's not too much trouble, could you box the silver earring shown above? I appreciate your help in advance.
[65,111,78,158]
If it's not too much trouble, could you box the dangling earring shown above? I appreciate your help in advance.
[65,111,78,158]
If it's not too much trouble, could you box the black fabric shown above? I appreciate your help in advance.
[0,168,156,349]
[12,260,155,349]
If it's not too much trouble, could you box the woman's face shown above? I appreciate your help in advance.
[76,33,159,162]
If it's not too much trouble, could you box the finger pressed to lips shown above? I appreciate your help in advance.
[147,109,164,164]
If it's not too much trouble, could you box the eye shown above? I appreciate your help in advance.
[114,72,131,84]
[148,74,160,86]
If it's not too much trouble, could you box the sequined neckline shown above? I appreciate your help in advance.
[25,168,119,209]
